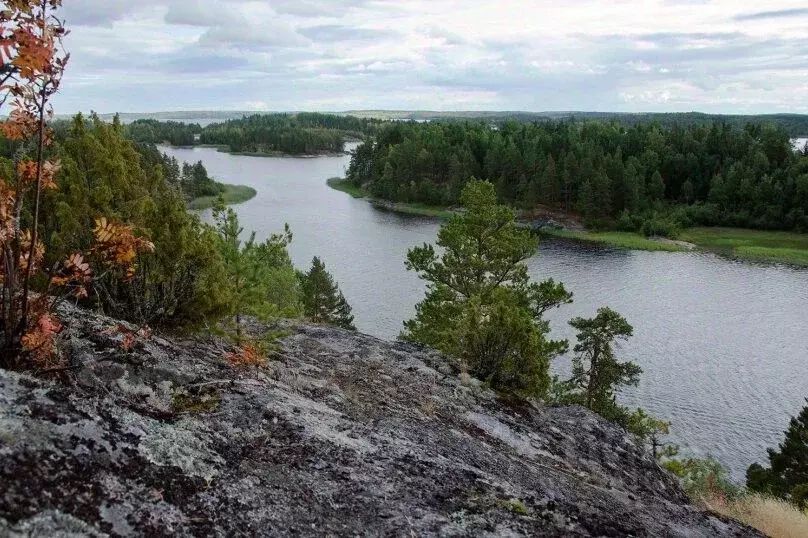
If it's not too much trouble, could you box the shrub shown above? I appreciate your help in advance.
[664,457,741,502]
[0,2,152,368]
[792,484,808,511]
[640,215,681,239]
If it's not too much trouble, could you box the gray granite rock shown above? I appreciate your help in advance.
[0,307,759,537]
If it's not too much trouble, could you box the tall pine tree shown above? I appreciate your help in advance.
[299,257,356,330]
[562,308,642,423]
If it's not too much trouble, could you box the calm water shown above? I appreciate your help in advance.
[161,145,808,480]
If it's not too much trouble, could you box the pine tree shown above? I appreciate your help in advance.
[647,170,666,201]
[681,179,695,204]
[563,308,642,423]
[299,257,356,330]
[403,179,571,397]
[747,400,808,505]
[540,154,560,207]
[578,180,595,219]
[622,163,641,211]
[213,204,299,339]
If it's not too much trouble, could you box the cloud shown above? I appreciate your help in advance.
[268,0,370,18]
[199,24,309,49]
[164,0,248,27]
[61,0,160,27]
[299,25,399,43]
[734,8,808,21]
[46,0,808,114]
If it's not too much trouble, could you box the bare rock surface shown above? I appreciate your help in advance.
[0,307,759,537]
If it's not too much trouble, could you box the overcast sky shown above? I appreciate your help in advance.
[54,0,808,114]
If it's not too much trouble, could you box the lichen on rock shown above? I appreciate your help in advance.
[0,307,760,537]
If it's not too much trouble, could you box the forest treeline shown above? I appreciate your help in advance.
[345,120,808,234]
[391,111,808,136]
[127,113,383,155]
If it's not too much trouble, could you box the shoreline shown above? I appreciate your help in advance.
[326,178,455,218]
[327,178,808,267]
[159,143,351,159]
[187,183,257,211]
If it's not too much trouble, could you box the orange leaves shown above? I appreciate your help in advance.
[21,311,62,366]
[0,179,14,243]
[2,108,38,140]
[16,159,60,189]
[225,343,266,368]
[101,324,152,353]
[91,217,155,280]
[12,27,54,80]
[51,252,92,298]
[0,0,76,370]
[1,1,62,84]
[17,229,44,273]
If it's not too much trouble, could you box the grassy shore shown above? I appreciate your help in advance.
[327,178,457,218]
[199,145,346,158]
[679,227,808,266]
[542,227,808,265]
[541,230,689,252]
[326,181,808,265]
[327,177,364,198]
[187,184,257,211]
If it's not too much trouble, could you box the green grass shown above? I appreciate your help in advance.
[542,229,689,252]
[327,177,364,198]
[679,227,808,265]
[187,184,257,210]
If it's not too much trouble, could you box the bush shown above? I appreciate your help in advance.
[664,457,742,502]
[640,215,681,239]
[615,210,641,232]
[792,484,808,511]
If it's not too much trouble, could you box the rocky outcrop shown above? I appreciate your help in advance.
[0,308,758,537]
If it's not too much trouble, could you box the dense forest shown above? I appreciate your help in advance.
[356,111,808,136]
[126,113,383,155]
[127,119,203,146]
[346,120,808,233]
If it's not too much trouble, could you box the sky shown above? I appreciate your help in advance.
[54,0,808,114]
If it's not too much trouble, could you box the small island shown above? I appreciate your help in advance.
[128,113,382,157]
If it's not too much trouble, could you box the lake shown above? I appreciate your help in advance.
[160,144,808,480]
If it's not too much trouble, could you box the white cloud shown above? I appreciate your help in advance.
[47,0,808,114]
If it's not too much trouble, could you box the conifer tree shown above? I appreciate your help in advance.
[747,400,808,506]
[403,179,571,397]
[540,154,560,207]
[213,204,300,339]
[647,170,666,201]
[562,308,642,423]
[299,257,355,330]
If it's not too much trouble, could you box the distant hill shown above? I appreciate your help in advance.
[58,110,808,136]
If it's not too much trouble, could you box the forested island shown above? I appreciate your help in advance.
[127,112,383,156]
[340,119,808,264]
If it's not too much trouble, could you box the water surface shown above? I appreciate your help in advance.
[160,144,808,480]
